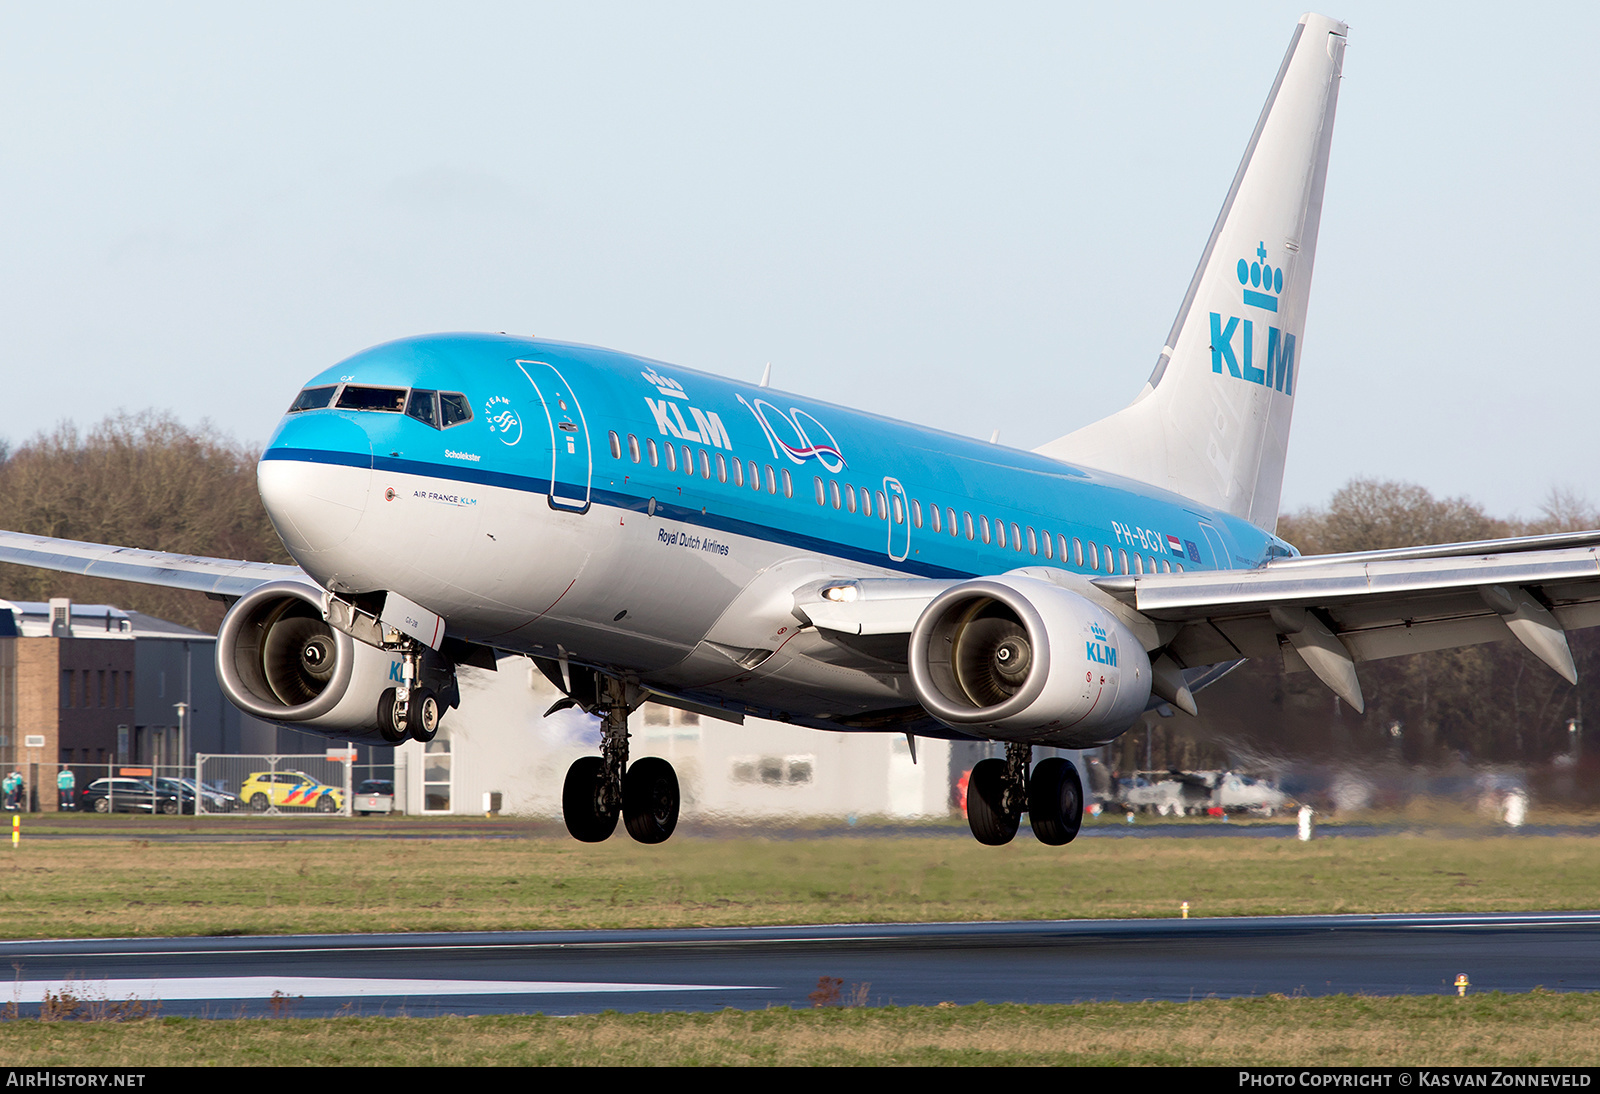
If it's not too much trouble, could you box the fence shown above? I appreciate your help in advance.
[1,755,394,817]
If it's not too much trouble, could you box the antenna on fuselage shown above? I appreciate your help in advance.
[989,429,1000,444]
[759,362,772,388]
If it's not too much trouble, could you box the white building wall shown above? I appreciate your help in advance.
[396,657,955,820]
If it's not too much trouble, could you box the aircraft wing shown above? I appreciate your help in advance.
[0,529,308,600]
[793,530,1600,714]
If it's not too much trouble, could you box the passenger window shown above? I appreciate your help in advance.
[1088,542,1099,570]
[337,385,407,412]
[993,521,1003,548]
[911,500,922,529]
[627,434,641,463]
[846,485,857,514]
[608,431,622,459]
[830,481,841,509]
[1119,549,1129,574]
[439,392,473,427]
[980,518,991,545]
[878,491,889,520]
[814,477,825,505]
[288,385,338,413]
[406,389,439,428]
[647,438,659,467]
[964,512,974,540]
[859,488,870,517]
[698,449,710,479]
[1014,524,1024,552]
[749,461,760,491]
[892,495,904,524]
[930,505,941,533]
[781,470,792,498]
[733,459,743,487]
[1043,531,1053,560]
[665,444,676,471]
[1072,538,1083,566]
[950,509,959,537]
[681,447,692,475]
[1134,555,1143,575]
[1026,527,1037,555]
[764,465,777,494]
[717,453,727,483]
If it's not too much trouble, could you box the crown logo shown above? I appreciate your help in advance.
[640,367,686,399]
[1090,622,1107,641]
[1235,241,1281,313]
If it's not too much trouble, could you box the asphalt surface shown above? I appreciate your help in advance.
[3,912,1596,1017]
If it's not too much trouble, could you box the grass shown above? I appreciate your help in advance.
[1,994,1597,1065]
[1,825,1597,938]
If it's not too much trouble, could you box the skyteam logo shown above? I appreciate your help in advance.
[1087,622,1117,667]
[1210,240,1295,396]
[736,394,846,473]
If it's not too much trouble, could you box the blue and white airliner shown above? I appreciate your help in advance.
[7,13,1600,845]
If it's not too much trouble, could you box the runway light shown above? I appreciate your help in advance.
[1455,973,1470,996]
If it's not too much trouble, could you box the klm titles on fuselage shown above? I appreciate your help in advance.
[641,367,734,450]
[1211,241,1296,395]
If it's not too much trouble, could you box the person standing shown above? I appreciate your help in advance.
[57,767,76,811]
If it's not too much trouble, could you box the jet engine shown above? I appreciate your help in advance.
[907,575,1151,747]
[216,580,403,741]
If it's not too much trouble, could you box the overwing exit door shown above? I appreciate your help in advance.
[517,360,592,513]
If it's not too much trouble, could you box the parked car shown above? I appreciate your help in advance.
[238,771,343,813]
[353,779,395,816]
[80,778,185,815]
[155,777,240,814]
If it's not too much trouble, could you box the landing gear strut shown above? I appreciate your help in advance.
[378,640,443,743]
[561,676,681,845]
[965,743,1083,847]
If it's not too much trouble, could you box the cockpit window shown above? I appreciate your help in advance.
[439,392,472,428]
[406,389,439,428]
[287,385,338,413]
[337,386,408,412]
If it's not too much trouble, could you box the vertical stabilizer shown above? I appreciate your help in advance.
[1036,14,1347,531]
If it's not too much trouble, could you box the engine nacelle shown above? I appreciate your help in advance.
[908,575,1151,747]
[216,580,403,741]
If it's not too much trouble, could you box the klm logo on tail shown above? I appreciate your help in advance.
[1210,241,1295,395]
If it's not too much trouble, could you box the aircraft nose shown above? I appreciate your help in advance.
[257,413,373,557]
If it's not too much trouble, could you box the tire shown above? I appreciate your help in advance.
[377,688,407,744]
[562,756,617,842]
[317,793,339,813]
[408,689,441,743]
[161,800,180,816]
[623,757,680,845]
[1028,757,1083,846]
[93,797,110,814]
[965,758,1019,846]
[249,793,269,813]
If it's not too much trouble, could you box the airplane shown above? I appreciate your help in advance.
[6,13,1600,847]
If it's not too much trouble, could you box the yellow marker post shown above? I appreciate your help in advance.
[11,815,17,849]
[1181,901,1189,919]
[1455,974,1470,997]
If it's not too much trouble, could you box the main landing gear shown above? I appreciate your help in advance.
[562,677,681,845]
[966,742,1083,847]
[377,640,450,744]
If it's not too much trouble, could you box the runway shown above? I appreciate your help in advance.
[2,912,1596,1017]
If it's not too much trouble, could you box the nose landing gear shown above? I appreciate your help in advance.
[965,743,1084,846]
[560,676,682,845]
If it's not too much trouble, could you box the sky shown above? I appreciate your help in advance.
[2,2,1595,523]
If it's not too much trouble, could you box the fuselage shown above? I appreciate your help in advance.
[258,333,1290,730]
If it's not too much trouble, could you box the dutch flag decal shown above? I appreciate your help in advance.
[1166,534,1183,554]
